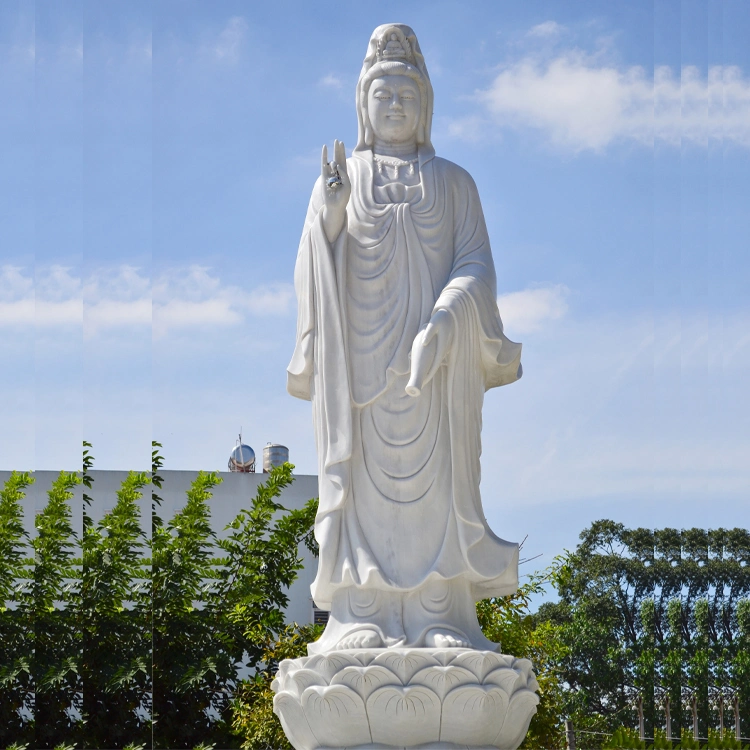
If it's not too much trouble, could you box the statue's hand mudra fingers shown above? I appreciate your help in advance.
[320,141,350,243]
[321,144,329,183]
[334,140,349,181]
[334,139,345,169]
[321,141,349,199]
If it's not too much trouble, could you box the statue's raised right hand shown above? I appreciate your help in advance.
[320,140,351,244]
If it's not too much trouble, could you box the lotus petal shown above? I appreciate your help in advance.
[441,685,510,745]
[410,665,476,699]
[275,658,303,683]
[304,652,362,683]
[273,692,318,750]
[432,648,468,666]
[353,650,379,667]
[301,684,371,747]
[452,650,508,681]
[511,658,535,683]
[492,688,539,749]
[367,685,441,745]
[285,668,329,698]
[331,665,398,700]
[483,667,524,693]
[371,650,440,683]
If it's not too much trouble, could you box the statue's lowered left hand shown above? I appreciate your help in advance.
[406,309,454,396]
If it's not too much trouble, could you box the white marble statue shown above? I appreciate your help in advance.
[287,23,523,656]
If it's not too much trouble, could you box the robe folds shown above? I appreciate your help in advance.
[288,148,522,610]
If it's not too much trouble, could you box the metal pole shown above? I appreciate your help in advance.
[719,695,724,737]
[665,695,671,742]
[637,695,645,741]
[734,695,741,741]
[691,694,698,741]
[565,719,576,750]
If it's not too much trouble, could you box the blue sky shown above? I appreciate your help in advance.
[1,0,748,570]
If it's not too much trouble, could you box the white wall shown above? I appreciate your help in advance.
[158,470,320,625]
[0,468,321,625]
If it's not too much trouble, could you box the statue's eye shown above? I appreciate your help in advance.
[373,90,391,100]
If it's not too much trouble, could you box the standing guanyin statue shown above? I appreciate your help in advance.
[277,23,539,750]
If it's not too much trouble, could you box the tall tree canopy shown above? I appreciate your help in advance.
[538,520,750,746]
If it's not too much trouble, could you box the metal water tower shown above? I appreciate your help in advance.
[263,443,289,472]
[228,434,255,473]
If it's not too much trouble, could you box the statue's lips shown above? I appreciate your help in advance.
[386,114,406,118]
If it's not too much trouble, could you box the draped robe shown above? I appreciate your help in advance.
[288,149,522,610]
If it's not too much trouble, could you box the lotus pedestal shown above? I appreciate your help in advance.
[272,649,539,750]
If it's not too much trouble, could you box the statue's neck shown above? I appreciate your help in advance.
[372,139,418,159]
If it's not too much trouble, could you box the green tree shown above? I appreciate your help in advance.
[33,470,84,748]
[477,573,567,749]
[1,448,323,749]
[538,521,750,745]
[231,623,321,750]
[0,471,35,747]
[80,467,152,748]
[152,461,317,749]
[152,469,226,747]
[732,599,750,741]
[661,598,685,740]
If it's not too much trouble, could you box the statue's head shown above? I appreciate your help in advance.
[355,24,434,154]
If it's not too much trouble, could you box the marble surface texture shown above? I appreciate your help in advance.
[273,650,539,750]
[278,22,536,750]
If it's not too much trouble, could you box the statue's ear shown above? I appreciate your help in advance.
[363,112,374,145]
[417,123,426,144]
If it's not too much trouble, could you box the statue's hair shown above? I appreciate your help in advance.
[358,61,429,146]
[354,24,434,155]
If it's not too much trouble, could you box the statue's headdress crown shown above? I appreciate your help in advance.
[375,26,415,65]
[356,23,434,154]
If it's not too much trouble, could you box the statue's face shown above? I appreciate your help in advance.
[367,75,421,145]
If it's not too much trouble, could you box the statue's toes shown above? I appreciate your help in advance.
[358,630,382,648]
[337,629,383,650]
[426,628,470,649]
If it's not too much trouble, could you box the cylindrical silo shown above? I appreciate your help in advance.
[263,443,289,472]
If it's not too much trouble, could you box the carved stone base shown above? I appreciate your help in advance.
[272,649,539,750]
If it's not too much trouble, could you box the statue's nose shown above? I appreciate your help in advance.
[390,96,403,110]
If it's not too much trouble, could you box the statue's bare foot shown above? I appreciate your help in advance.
[336,629,383,650]
[425,628,470,648]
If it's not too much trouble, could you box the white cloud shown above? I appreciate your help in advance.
[466,52,750,152]
[497,284,569,334]
[319,74,343,89]
[84,266,151,337]
[1,264,293,337]
[208,16,248,64]
[527,21,566,38]
[153,265,293,338]
[245,283,295,315]
[445,115,490,143]
[0,266,33,301]
[85,265,149,303]
[0,265,82,327]
[480,307,750,509]
[37,265,81,302]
